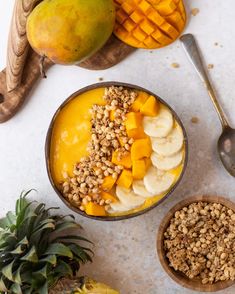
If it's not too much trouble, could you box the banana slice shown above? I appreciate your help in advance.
[133,180,155,198]
[116,186,145,209]
[143,105,173,138]
[109,202,130,213]
[151,123,184,156]
[151,150,183,171]
[144,166,175,195]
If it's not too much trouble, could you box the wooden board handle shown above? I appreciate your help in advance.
[0,49,53,123]
[6,0,40,92]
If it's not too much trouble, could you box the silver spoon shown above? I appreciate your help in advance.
[180,33,235,177]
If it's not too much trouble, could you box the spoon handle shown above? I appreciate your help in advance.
[180,33,229,129]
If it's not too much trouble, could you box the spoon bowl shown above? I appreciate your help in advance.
[218,127,235,176]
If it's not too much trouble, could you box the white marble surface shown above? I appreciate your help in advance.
[1,1,235,293]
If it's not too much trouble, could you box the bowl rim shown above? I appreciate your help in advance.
[45,81,188,221]
[156,195,235,292]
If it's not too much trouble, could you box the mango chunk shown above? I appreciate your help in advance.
[101,175,116,191]
[85,202,106,216]
[131,138,152,160]
[110,110,116,121]
[125,112,142,130]
[145,157,152,170]
[101,191,118,203]
[156,0,177,15]
[112,150,132,169]
[140,95,159,116]
[117,169,133,189]
[127,127,147,139]
[131,91,149,112]
[132,159,146,179]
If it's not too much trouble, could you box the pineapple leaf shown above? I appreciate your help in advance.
[13,264,23,284]
[0,234,17,249]
[39,255,57,265]
[10,282,22,294]
[53,221,81,235]
[0,277,8,292]
[6,211,17,227]
[0,215,13,230]
[37,280,48,294]
[43,243,73,258]
[52,235,93,245]
[11,244,25,254]
[21,246,38,263]
[34,203,46,215]
[18,236,29,245]
[68,244,92,263]
[2,260,14,281]
[16,202,34,228]
[53,260,73,277]
[30,222,55,241]
[33,264,48,279]
[16,190,35,215]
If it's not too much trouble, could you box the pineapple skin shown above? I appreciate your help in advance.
[71,277,120,294]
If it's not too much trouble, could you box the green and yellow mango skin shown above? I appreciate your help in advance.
[27,0,115,65]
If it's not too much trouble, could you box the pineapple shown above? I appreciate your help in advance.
[50,277,119,294]
[0,190,93,294]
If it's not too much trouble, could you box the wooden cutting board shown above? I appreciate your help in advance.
[0,0,136,123]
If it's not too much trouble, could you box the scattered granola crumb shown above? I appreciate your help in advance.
[171,63,180,68]
[208,64,214,70]
[191,117,199,124]
[98,77,104,81]
[191,8,200,16]
[214,42,218,46]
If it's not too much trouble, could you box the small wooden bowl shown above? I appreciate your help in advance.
[157,195,235,292]
[45,81,188,221]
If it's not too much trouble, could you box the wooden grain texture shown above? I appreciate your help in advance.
[157,195,235,292]
[79,35,135,70]
[0,49,53,123]
[6,0,40,92]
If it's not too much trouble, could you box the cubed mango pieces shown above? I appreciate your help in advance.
[132,159,146,179]
[131,138,152,160]
[131,91,149,112]
[85,202,106,216]
[145,157,152,170]
[140,95,159,116]
[125,112,142,130]
[127,127,147,139]
[117,169,133,189]
[101,175,116,191]
[112,150,132,169]
[101,191,118,203]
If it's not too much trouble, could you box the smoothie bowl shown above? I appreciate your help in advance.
[46,82,188,220]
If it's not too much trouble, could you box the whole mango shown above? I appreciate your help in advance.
[26,0,115,65]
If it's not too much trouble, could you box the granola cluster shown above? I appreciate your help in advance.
[61,86,137,212]
[164,202,235,284]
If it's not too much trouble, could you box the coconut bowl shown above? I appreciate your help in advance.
[157,195,235,292]
[45,82,188,221]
